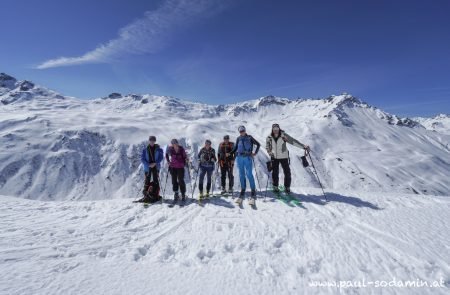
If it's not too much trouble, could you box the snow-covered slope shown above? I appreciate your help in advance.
[414,114,450,135]
[1,73,449,294]
[1,190,449,295]
[0,73,449,200]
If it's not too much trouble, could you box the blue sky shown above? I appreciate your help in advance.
[1,0,449,117]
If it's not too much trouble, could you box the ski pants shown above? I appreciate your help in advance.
[170,167,186,195]
[220,162,234,189]
[143,167,159,196]
[198,165,214,192]
[236,156,256,191]
[272,158,291,188]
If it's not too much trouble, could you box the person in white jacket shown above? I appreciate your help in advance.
[266,123,310,193]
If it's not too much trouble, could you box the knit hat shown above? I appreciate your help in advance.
[238,125,246,132]
[171,139,179,145]
[149,135,156,141]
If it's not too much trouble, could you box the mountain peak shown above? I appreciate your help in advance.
[327,93,364,107]
[0,73,17,89]
[257,95,291,107]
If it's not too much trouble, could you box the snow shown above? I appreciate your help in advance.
[0,74,449,294]
[414,114,450,136]
[0,189,449,295]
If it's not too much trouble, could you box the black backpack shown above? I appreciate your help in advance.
[142,181,161,203]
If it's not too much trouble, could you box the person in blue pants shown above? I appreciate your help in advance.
[228,125,261,201]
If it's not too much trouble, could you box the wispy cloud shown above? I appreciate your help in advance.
[36,0,228,69]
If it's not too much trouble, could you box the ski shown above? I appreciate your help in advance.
[168,199,178,208]
[179,198,188,207]
[270,187,295,207]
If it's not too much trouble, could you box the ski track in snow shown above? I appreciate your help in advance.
[1,189,449,295]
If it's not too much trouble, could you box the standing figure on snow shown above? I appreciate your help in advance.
[228,126,261,204]
[165,139,188,203]
[197,139,217,199]
[266,123,310,193]
[217,135,235,194]
[137,135,164,203]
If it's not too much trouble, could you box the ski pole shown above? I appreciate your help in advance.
[307,150,327,201]
[133,182,144,202]
[227,161,233,194]
[211,162,220,196]
[191,164,200,199]
[162,166,170,202]
[264,170,270,202]
[186,161,193,197]
[252,156,262,195]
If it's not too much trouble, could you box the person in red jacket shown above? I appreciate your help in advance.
[217,135,235,194]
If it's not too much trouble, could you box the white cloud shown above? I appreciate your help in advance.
[36,0,227,69]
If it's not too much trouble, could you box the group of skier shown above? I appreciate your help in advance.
[137,124,309,206]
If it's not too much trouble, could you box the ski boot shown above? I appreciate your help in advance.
[169,192,179,207]
[221,187,227,195]
[235,189,245,205]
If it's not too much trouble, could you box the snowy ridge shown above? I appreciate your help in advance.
[0,73,449,295]
[0,73,449,200]
[414,114,450,135]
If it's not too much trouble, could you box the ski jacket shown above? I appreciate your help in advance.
[198,147,217,168]
[217,142,235,165]
[230,135,260,157]
[141,144,164,172]
[266,130,306,159]
[165,145,187,169]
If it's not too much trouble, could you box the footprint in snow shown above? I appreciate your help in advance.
[124,216,135,226]
[156,215,167,225]
[159,245,176,261]
[133,245,150,261]
[197,250,215,261]
[224,244,235,253]
[273,238,284,248]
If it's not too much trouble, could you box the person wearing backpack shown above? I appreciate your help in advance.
[197,139,217,199]
[165,139,188,203]
[266,123,310,193]
[228,126,261,205]
[217,135,235,194]
[137,135,164,203]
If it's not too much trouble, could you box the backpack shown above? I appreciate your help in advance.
[143,181,161,203]
[237,135,253,154]
[199,148,215,164]
[219,142,234,161]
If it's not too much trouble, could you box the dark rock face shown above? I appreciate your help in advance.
[108,93,123,99]
[19,80,35,91]
[258,95,288,107]
[0,73,17,88]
